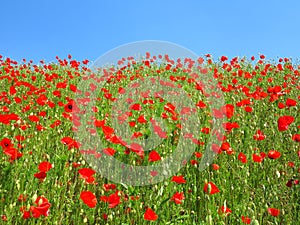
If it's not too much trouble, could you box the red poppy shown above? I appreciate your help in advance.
[170,192,184,204]
[278,102,285,109]
[103,183,117,191]
[196,100,207,108]
[253,130,266,141]
[137,115,147,123]
[148,150,161,162]
[195,152,202,158]
[218,206,231,216]
[164,102,176,115]
[0,113,20,124]
[267,207,280,217]
[38,161,53,172]
[28,115,39,123]
[209,143,221,154]
[3,147,23,161]
[267,150,281,159]
[34,171,47,181]
[150,170,158,177]
[244,106,253,112]
[223,122,239,132]
[238,152,247,163]
[103,147,116,156]
[150,119,167,139]
[78,168,96,184]
[30,196,51,218]
[80,191,97,208]
[241,215,251,224]
[222,104,234,119]
[252,153,264,163]
[212,164,220,170]
[18,194,27,202]
[203,181,220,195]
[64,100,74,113]
[0,138,13,149]
[130,103,142,111]
[144,208,158,221]
[78,168,96,177]
[292,134,300,142]
[286,98,297,107]
[61,136,80,149]
[171,175,186,184]
[108,191,121,208]
[278,115,294,131]
[201,127,210,134]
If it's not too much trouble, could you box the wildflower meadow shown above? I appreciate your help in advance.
[0,51,299,224]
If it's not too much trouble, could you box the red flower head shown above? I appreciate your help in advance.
[144,208,158,221]
[148,150,161,162]
[204,181,220,195]
[278,116,294,131]
[80,191,97,208]
[171,175,186,184]
[267,150,281,159]
[170,192,185,204]
[268,208,280,217]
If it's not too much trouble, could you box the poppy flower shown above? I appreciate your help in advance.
[267,208,280,217]
[130,103,142,111]
[278,102,285,109]
[150,170,158,177]
[80,191,97,208]
[103,183,117,191]
[241,215,251,224]
[3,147,23,161]
[164,102,176,115]
[108,191,121,208]
[223,122,239,132]
[150,119,167,139]
[222,104,234,118]
[144,208,158,221]
[34,171,47,181]
[28,115,40,123]
[278,115,294,131]
[267,150,281,159]
[252,153,264,163]
[286,98,297,107]
[170,192,184,204]
[244,106,253,112]
[64,100,74,113]
[148,150,161,162]
[29,196,51,218]
[211,143,222,154]
[38,161,53,172]
[203,181,220,195]
[253,130,266,141]
[61,136,80,150]
[218,206,232,216]
[137,114,147,123]
[238,152,248,164]
[103,147,116,156]
[196,100,207,108]
[212,164,220,170]
[292,134,300,142]
[0,113,20,124]
[171,175,186,184]
[0,138,13,149]
[78,168,96,184]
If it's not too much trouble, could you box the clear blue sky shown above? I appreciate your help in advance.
[1,0,300,63]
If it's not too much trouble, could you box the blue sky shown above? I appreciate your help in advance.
[1,0,300,63]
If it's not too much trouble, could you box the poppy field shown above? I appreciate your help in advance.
[0,53,299,224]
